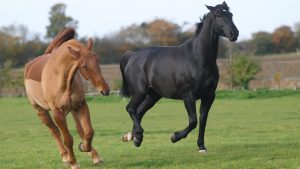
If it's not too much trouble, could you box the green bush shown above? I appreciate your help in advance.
[228,54,261,89]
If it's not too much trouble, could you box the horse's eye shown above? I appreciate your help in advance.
[82,65,87,70]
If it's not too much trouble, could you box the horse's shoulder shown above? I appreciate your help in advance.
[24,54,51,82]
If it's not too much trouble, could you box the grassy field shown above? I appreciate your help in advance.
[0,90,300,169]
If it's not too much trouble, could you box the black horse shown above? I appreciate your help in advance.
[120,1,239,152]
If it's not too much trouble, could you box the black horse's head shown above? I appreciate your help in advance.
[206,1,239,41]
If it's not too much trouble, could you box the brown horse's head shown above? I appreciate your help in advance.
[67,38,110,96]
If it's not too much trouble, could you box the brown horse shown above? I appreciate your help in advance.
[24,28,110,169]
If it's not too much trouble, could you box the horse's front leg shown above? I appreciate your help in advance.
[75,101,95,153]
[53,109,79,169]
[198,93,215,153]
[71,105,102,166]
[171,93,197,143]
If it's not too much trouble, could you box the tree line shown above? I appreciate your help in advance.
[1,3,300,68]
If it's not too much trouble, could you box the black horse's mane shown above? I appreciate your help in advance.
[195,14,208,36]
[195,3,230,36]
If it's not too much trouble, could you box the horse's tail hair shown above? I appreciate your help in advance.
[44,28,76,54]
[120,50,134,97]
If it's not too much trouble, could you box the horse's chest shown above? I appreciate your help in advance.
[195,69,219,94]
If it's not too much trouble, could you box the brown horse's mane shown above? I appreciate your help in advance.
[44,28,75,54]
[24,28,76,82]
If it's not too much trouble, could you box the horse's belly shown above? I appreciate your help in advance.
[24,79,50,110]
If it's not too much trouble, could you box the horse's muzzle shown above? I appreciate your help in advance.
[100,89,110,96]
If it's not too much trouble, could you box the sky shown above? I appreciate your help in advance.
[0,0,300,41]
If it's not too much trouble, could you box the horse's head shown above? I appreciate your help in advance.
[67,38,110,96]
[206,1,239,41]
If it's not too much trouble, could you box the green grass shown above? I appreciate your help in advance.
[0,90,300,169]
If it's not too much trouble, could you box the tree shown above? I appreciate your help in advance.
[251,31,274,55]
[117,23,150,46]
[272,26,297,53]
[46,3,78,39]
[229,55,261,89]
[294,22,300,49]
[0,24,46,68]
[145,19,180,46]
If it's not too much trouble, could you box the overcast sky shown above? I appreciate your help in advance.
[0,0,299,41]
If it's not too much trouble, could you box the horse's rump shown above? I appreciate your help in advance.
[120,50,135,97]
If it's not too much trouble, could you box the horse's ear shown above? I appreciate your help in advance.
[87,37,94,51]
[222,1,228,7]
[67,46,81,59]
[205,5,215,11]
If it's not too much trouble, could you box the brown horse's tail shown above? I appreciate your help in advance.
[44,28,76,54]
[120,50,134,97]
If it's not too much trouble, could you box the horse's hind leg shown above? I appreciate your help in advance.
[71,108,102,166]
[171,92,197,143]
[34,105,68,163]
[136,91,161,121]
[126,94,146,147]
[123,91,161,143]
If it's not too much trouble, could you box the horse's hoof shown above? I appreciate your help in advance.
[70,164,80,169]
[93,160,104,166]
[78,142,91,152]
[133,137,142,147]
[198,149,208,154]
[78,142,84,152]
[122,132,133,142]
[170,133,179,143]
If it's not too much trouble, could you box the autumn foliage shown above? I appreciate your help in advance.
[1,3,300,68]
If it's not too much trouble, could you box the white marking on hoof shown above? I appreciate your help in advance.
[198,149,208,154]
[70,164,80,169]
[122,132,133,142]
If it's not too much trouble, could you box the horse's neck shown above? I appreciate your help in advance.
[48,50,78,93]
[192,18,219,66]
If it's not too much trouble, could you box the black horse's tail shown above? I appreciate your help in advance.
[120,50,134,97]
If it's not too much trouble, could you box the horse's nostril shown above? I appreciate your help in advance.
[100,90,109,96]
